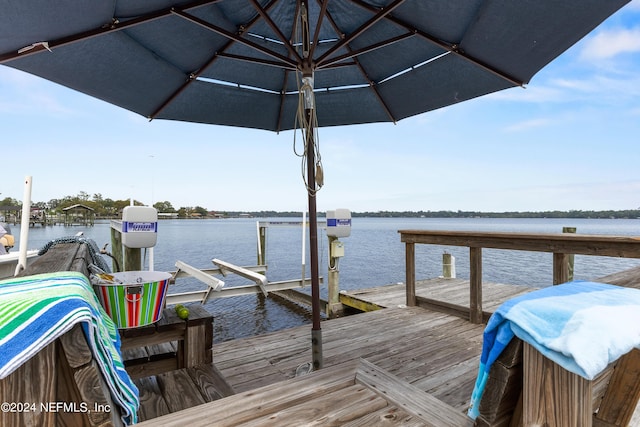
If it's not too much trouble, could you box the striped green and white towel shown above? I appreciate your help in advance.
[0,271,139,425]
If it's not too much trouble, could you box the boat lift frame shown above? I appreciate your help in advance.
[165,259,320,306]
[165,219,342,317]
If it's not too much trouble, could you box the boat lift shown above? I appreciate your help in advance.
[166,258,319,306]
[165,218,330,307]
[164,213,350,318]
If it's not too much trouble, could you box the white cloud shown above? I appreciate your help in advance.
[0,67,76,116]
[627,0,640,11]
[487,85,564,103]
[580,27,640,61]
[503,118,553,133]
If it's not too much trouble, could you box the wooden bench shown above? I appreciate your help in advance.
[526,344,640,426]
[476,268,640,427]
[1,241,231,424]
[1,242,125,427]
[476,339,640,427]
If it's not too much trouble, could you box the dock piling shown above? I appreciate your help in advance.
[442,252,456,278]
[563,226,577,282]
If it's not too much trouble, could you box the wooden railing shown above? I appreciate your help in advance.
[399,230,640,324]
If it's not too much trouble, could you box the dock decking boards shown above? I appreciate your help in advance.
[131,273,640,424]
[339,277,535,312]
[136,359,475,427]
[212,305,485,410]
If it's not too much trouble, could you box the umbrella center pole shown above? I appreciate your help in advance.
[304,101,323,371]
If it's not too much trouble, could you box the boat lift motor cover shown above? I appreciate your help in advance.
[326,209,351,238]
[121,206,158,249]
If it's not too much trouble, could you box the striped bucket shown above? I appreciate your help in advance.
[95,271,171,329]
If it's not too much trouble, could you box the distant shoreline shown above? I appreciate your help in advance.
[171,209,640,220]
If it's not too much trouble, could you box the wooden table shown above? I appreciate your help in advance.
[119,305,213,380]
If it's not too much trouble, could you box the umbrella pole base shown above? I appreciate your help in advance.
[312,329,323,370]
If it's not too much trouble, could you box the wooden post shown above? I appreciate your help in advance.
[183,305,214,367]
[405,242,416,306]
[594,348,640,426]
[110,226,123,272]
[256,224,267,275]
[470,247,483,324]
[563,226,576,281]
[523,343,592,426]
[553,252,570,285]
[123,247,141,272]
[110,225,141,272]
[442,252,455,278]
[327,235,342,318]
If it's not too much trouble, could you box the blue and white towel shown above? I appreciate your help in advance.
[0,271,139,425]
[468,280,640,419]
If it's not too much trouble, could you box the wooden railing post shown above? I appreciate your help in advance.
[523,343,592,426]
[470,247,483,324]
[553,252,570,285]
[398,229,640,322]
[406,242,416,306]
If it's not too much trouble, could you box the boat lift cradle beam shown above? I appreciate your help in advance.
[166,260,321,306]
[212,258,268,296]
[167,260,226,305]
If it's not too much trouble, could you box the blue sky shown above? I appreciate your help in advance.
[1,2,639,213]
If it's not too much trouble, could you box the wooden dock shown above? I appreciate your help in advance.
[132,278,533,423]
[137,297,486,424]
[135,266,640,425]
[131,278,520,423]
[131,229,640,425]
[339,277,534,313]
[5,231,640,426]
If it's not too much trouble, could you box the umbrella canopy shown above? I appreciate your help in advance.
[0,0,629,371]
[0,0,629,132]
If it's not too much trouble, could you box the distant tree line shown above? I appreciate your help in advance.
[1,193,639,219]
[351,210,640,219]
[0,192,208,219]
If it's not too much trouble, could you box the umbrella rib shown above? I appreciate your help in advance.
[216,52,297,70]
[172,9,298,69]
[318,32,414,69]
[314,4,398,123]
[276,69,291,133]
[0,0,224,64]
[348,0,524,87]
[248,0,303,64]
[151,0,291,121]
[315,0,407,68]
[308,0,330,61]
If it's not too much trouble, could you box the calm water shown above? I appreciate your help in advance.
[10,217,640,342]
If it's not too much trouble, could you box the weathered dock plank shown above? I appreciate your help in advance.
[194,270,640,425]
[134,376,170,421]
[210,305,486,414]
[340,406,426,427]
[341,277,534,314]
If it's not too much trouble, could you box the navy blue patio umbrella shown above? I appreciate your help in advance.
[0,0,629,370]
